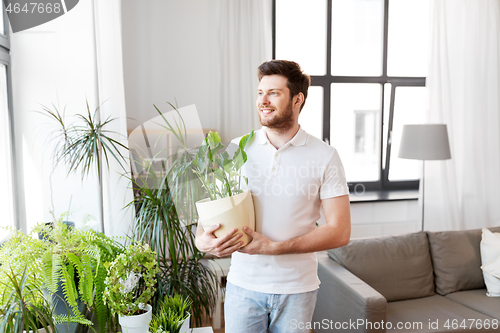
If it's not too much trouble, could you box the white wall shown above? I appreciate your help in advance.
[11,1,102,231]
[350,200,420,239]
[121,0,218,134]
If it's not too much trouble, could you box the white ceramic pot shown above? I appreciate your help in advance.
[23,328,48,333]
[118,303,152,333]
[179,314,190,333]
[196,190,255,247]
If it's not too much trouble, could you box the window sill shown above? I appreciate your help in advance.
[349,189,419,203]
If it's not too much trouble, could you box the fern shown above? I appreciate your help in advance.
[54,313,93,326]
[60,263,79,312]
[94,265,109,332]
[49,249,64,294]
[28,218,125,333]
[66,252,93,307]
[81,254,94,306]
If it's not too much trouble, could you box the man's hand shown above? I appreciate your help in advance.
[240,195,351,256]
[237,227,277,255]
[195,224,244,257]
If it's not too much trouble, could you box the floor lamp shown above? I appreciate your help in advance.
[398,124,451,231]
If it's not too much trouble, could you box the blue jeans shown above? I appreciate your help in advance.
[224,282,318,333]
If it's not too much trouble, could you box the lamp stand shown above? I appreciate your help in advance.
[421,160,425,231]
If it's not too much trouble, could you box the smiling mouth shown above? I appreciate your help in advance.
[260,108,274,115]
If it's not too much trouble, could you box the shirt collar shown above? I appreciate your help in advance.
[256,126,308,147]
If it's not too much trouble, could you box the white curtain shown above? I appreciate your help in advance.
[210,0,273,142]
[425,0,500,231]
[93,0,134,237]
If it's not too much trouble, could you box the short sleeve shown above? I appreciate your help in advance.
[320,148,349,200]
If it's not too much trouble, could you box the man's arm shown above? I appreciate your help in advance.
[238,194,351,255]
[195,223,244,257]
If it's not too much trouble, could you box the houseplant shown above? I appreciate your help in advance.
[192,130,255,246]
[40,102,129,233]
[0,266,58,333]
[149,294,191,333]
[35,218,124,332]
[0,228,47,307]
[0,226,94,332]
[103,243,158,333]
[126,104,220,327]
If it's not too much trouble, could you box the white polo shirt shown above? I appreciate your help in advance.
[226,126,349,294]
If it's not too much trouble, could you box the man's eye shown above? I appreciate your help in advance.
[270,92,276,96]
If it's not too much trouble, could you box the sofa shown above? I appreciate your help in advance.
[312,227,500,333]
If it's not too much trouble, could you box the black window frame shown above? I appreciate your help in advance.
[272,0,425,192]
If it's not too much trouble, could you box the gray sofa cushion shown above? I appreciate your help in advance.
[328,231,435,302]
[445,289,500,320]
[427,226,500,295]
[387,295,495,332]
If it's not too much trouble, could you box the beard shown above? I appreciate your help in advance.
[258,101,295,133]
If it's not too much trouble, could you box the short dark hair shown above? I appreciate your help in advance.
[257,60,311,111]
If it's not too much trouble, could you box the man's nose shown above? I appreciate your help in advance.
[259,94,270,105]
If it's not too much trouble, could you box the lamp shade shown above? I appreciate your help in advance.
[398,124,451,160]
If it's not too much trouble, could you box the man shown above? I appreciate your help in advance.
[195,60,351,333]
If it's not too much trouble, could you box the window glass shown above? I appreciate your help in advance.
[0,63,14,231]
[331,83,381,182]
[389,86,426,180]
[331,0,384,76]
[299,86,323,140]
[276,0,327,75]
[387,0,430,76]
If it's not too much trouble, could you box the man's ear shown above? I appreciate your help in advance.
[293,92,305,110]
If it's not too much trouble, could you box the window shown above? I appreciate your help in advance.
[274,0,429,191]
[0,7,16,233]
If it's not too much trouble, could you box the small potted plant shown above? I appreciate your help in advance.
[149,294,191,333]
[103,243,158,333]
[192,131,255,246]
[0,266,57,333]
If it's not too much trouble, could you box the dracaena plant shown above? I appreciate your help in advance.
[191,131,254,201]
[0,266,59,333]
[40,102,129,233]
[126,104,221,326]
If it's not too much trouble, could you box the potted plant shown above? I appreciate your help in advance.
[149,294,191,333]
[0,226,95,332]
[34,217,124,332]
[103,243,158,333]
[40,102,129,233]
[126,104,221,327]
[0,264,84,333]
[0,265,58,333]
[192,131,255,246]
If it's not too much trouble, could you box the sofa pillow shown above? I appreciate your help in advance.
[327,231,434,302]
[427,226,500,295]
[480,228,500,296]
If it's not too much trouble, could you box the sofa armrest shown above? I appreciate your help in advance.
[312,252,387,333]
